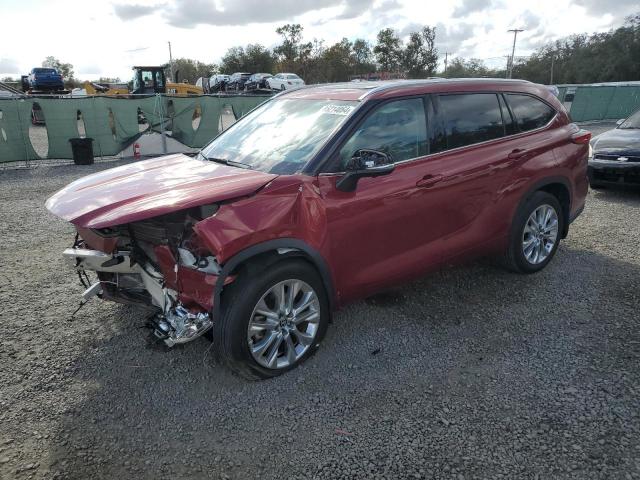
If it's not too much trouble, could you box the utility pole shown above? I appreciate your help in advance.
[168,41,174,82]
[507,28,524,79]
[444,52,452,76]
[550,56,555,84]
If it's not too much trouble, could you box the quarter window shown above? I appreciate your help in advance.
[505,94,556,131]
[435,93,504,151]
[338,98,427,168]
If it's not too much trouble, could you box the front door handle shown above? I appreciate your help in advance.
[416,174,444,188]
[507,148,528,160]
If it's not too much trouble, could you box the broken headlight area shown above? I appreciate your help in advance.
[64,205,225,347]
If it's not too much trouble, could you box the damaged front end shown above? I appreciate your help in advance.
[64,205,226,347]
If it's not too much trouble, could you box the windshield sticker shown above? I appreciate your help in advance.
[321,104,355,116]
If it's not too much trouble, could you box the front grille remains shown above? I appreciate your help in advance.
[594,153,640,162]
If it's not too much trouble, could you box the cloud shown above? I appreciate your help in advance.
[452,0,492,18]
[0,58,20,75]
[335,0,376,19]
[76,64,102,75]
[113,2,165,20]
[398,22,423,38]
[435,22,475,55]
[163,0,355,27]
[517,10,541,30]
[572,0,637,21]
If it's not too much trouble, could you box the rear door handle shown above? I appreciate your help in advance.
[508,148,528,160]
[416,174,444,188]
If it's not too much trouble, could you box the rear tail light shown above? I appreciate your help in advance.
[571,130,591,145]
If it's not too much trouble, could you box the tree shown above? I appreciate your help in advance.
[322,38,353,82]
[443,58,494,78]
[373,28,403,72]
[244,44,276,73]
[171,58,216,84]
[42,56,74,80]
[403,26,438,78]
[220,45,275,74]
[352,39,375,75]
[301,39,327,83]
[509,14,640,84]
[274,24,310,73]
[220,46,246,74]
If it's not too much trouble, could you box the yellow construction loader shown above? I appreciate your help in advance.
[83,66,202,96]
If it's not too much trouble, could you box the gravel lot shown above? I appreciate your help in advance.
[1,145,639,479]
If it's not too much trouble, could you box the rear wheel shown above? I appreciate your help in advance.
[504,191,564,273]
[212,259,329,380]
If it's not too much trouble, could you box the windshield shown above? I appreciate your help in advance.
[200,98,358,174]
[619,109,640,129]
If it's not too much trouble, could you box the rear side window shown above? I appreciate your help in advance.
[435,93,504,150]
[338,98,427,167]
[505,94,556,131]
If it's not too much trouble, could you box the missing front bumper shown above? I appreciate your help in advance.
[63,247,213,347]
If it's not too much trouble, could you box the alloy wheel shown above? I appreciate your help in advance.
[247,279,320,369]
[522,204,559,264]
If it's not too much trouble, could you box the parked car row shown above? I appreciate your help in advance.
[198,72,305,93]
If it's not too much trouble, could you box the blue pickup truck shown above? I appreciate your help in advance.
[26,67,64,91]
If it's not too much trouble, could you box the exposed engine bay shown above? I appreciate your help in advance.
[65,204,224,347]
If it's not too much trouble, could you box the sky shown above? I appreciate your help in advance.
[0,0,636,81]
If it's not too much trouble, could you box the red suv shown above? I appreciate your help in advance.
[46,79,590,379]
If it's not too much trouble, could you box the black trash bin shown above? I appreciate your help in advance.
[69,138,94,165]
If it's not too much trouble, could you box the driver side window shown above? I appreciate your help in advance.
[337,98,427,170]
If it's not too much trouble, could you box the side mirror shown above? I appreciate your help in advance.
[336,149,395,192]
[616,118,625,126]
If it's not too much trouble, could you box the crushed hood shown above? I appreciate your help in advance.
[592,128,640,157]
[45,154,277,228]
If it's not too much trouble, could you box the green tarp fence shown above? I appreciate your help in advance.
[568,86,640,122]
[0,94,270,163]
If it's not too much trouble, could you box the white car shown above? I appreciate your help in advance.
[267,73,305,90]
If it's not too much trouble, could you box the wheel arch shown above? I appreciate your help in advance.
[213,238,336,321]
[518,176,572,238]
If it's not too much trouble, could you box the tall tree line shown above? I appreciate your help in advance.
[445,13,640,84]
[218,23,438,83]
[13,13,638,87]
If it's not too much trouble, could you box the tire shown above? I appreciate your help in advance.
[503,191,564,274]
[212,259,330,380]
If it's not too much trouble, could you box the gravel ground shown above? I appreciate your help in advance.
[1,148,639,479]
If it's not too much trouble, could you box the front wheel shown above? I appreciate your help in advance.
[503,191,564,273]
[212,259,329,380]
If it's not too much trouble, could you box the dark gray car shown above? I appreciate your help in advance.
[589,108,640,187]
